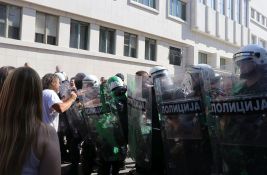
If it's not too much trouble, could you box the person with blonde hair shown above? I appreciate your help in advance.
[0,67,61,175]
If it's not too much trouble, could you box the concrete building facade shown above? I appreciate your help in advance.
[0,0,266,78]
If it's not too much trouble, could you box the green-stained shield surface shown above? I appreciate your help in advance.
[127,74,152,172]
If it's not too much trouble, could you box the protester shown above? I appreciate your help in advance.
[0,66,15,91]
[80,74,100,175]
[135,70,149,77]
[55,65,68,80]
[0,67,61,175]
[69,77,77,92]
[74,72,86,90]
[100,76,107,84]
[42,73,77,131]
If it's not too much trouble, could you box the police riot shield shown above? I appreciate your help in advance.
[59,80,71,99]
[154,72,213,175]
[64,86,101,142]
[65,100,88,140]
[210,72,267,175]
[127,74,152,173]
[80,83,126,162]
[80,86,101,141]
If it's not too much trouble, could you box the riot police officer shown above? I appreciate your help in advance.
[211,44,267,175]
[80,74,100,175]
[152,64,216,175]
[127,70,153,175]
[188,64,220,175]
[149,66,168,175]
[233,44,267,94]
[95,76,127,175]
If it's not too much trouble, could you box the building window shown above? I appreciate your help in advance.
[251,8,255,19]
[218,0,225,15]
[262,16,265,26]
[242,0,248,26]
[145,38,156,61]
[169,0,186,20]
[169,46,182,66]
[0,3,21,40]
[132,0,156,9]
[124,33,137,58]
[259,39,266,48]
[69,20,89,50]
[235,0,241,23]
[207,0,215,10]
[99,26,115,54]
[35,12,58,45]
[198,52,208,64]
[257,12,260,22]
[220,57,226,70]
[227,0,233,20]
[251,35,257,44]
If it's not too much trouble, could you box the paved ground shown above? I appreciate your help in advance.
[61,158,135,175]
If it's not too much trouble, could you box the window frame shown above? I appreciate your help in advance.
[251,8,255,19]
[169,0,186,21]
[69,19,89,50]
[169,46,182,66]
[132,0,157,9]
[35,11,58,45]
[207,0,216,10]
[220,57,227,70]
[218,0,225,15]
[234,0,241,23]
[145,37,157,61]
[124,32,138,58]
[99,26,116,54]
[251,34,257,44]
[0,3,21,40]
[259,39,266,48]
[227,0,234,20]
[198,52,208,64]
[262,16,265,26]
[242,0,248,26]
[257,12,260,22]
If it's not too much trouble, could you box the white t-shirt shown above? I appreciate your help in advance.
[42,89,62,131]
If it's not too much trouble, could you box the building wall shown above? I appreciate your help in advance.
[0,37,161,78]
[0,0,264,78]
[249,0,267,47]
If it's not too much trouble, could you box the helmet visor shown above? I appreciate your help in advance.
[233,51,260,62]
[82,81,95,89]
[234,57,256,76]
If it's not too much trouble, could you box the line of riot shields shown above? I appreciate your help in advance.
[127,62,267,175]
[59,64,267,175]
[127,67,214,175]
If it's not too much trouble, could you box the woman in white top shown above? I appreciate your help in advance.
[0,67,61,175]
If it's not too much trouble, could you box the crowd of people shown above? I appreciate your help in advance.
[0,44,267,175]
